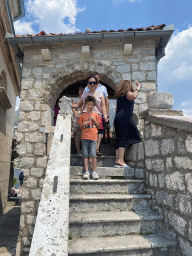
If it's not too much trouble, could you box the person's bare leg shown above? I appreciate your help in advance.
[115,149,119,163]
[116,147,126,166]
[74,131,81,154]
[84,158,89,172]
[19,185,22,194]
[96,134,102,151]
[91,157,97,172]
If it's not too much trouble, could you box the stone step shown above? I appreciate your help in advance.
[69,210,163,238]
[68,234,176,255]
[70,194,152,213]
[70,179,145,195]
[70,155,116,167]
[70,166,138,178]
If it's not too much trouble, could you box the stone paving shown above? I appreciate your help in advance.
[0,194,21,256]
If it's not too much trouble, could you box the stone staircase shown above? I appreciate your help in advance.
[68,143,176,255]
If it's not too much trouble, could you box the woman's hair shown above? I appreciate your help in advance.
[87,75,97,84]
[85,96,96,106]
[115,80,134,96]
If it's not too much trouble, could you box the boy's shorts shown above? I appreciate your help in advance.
[82,139,97,158]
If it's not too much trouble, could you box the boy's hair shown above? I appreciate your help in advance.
[85,96,96,106]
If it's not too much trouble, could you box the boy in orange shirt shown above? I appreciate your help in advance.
[78,96,101,179]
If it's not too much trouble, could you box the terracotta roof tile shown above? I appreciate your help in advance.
[15,24,166,37]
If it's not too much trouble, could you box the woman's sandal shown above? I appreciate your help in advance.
[96,150,102,156]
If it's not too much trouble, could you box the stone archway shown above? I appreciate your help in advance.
[40,61,122,109]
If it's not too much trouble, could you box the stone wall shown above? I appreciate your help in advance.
[16,38,158,254]
[142,113,192,256]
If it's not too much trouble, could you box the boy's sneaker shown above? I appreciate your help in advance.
[83,172,90,180]
[92,171,99,180]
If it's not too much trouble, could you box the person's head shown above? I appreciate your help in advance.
[84,96,96,112]
[90,72,99,84]
[87,76,97,92]
[78,85,84,96]
[115,80,134,96]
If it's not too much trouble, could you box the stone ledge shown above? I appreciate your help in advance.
[140,109,192,133]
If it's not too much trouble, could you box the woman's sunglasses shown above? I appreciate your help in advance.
[88,82,97,85]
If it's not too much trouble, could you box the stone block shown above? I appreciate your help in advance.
[138,142,144,160]
[141,82,156,92]
[168,212,187,236]
[132,71,146,81]
[124,44,132,55]
[166,157,173,170]
[26,177,37,188]
[145,159,152,170]
[151,158,165,171]
[132,63,138,71]
[81,46,90,58]
[20,90,26,99]
[27,111,41,121]
[21,157,34,168]
[34,143,46,156]
[179,237,192,256]
[177,136,185,154]
[19,111,25,120]
[135,92,147,104]
[31,168,44,177]
[22,169,30,176]
[144,124,151,139]
[39,178,44,188]
[37,156,47,168]
[147,71,156,81]
[16,144,26,156]
[22,237,30,246]
[35,102,40,110]
[25,133,44,143]
[186,135,192,153]
[175,194,192,215]
[21,79,33,90]
[165,171,185,191]
[22,68,31,78]
[28,90,40,100]
[19,101,34,111]
[21,201,35,213]
[22,188,30,199]
[140,62,155,71]
[147,93,174,110]
[31,188,41,200]
[156,190,174,208]
[163,127,176,137]
[34,80,42,89]
[122,73,131,80]
[116,64,130,73]
[174,157,192,170]
[185,173,192,193]
[32,68,43,78]
[149,173,157,186]
[151,123,162,137]
[145,139,160,157]
[138,104,148,114]
[161,139,175,155]
[158,173,165,188]
[17,121,39,132]
[41,49,51,61]
[27,214,37,225]
[189,220,192,242]
[20,215,25,229]
[134,169,144,179]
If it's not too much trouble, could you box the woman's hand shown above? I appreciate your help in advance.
[135,80,141,90]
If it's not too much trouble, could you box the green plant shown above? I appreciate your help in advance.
[111,176,125,179]
[11,177,19,187]
[68,234,73,240]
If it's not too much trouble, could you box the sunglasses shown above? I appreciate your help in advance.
[88,82,97,85]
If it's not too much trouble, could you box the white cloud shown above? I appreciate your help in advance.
[159,25,192,82]
[14,20,35,35]
[25,0,85,34]
[178,100,192,116]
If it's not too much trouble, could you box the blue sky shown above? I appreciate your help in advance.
[14,0,192,116]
